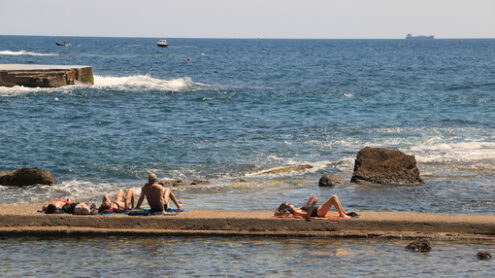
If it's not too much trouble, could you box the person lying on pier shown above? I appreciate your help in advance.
[98,189,135,213]
[135,173,183,215]
[274,195,359,219]
[42,198,72,214]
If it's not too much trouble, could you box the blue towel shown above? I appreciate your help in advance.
[39,208,186,215]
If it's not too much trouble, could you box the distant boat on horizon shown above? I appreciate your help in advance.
[405,34,434,40]
[157,40,168,47]
[55,41,71,47]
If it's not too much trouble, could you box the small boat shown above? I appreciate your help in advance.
[157,40,168,47]
[55,41,71,47]
[405,34,434,40]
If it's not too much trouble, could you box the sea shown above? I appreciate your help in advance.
[0,36,494,276]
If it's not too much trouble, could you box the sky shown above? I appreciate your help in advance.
[0,0,494,39]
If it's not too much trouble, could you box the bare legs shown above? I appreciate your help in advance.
[163,188,183,209]
[124,189,134,209]
[315,195,349,218]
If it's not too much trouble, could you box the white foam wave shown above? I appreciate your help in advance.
[93,75,215,92]
[0,179,143,204]
[246,160,334,177]
[0,50,58,56]
[0,75,216,96]
[0,84,83,97]
[408,141,495,164]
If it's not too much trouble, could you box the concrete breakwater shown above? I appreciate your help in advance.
[1,205,495,240]
[0,64,93,87]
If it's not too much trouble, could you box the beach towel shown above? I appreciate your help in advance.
[127,208,185,216]
[274,214,347,220]
[38,208,186,216]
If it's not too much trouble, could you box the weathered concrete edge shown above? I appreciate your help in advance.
[0,64,94,87]
[1,212,495,241]
[0,227,494,241]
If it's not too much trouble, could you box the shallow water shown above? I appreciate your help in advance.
[0,236,493,277]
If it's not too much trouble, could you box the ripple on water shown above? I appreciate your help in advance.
[0,237,493,277]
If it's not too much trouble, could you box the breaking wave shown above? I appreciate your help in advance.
[0,75,218,96]
[93,75,217,92]
[0,50,58,56]
[409,141,495,164]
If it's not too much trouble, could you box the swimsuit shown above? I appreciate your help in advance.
[150,203,168,213]
[301,206,319,217]
[112,201,121,210]
[54,199,72,205]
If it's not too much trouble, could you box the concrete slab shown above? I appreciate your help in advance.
[1,205,495,240]
[0,64,93,87]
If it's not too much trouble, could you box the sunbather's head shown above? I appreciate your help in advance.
[45,204,58,214]
[99,201,112,213]
[148,173,157,184]
[275,202,295,216]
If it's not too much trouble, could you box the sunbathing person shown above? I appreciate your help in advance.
[42,198,72,214]
[98,189,135,213]
[275,195,358,218]
[135,173,183,214]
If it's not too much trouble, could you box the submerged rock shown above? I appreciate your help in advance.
[0,167,56,186]
[476,251,492,260]
[159,179,190,187]
[351,147,424,184]
[258,164,313,175]
[318,174,342,187]
[232,178,248,183]
[159,179,211,186]
[405,239,432,252]
[191,179,211,185]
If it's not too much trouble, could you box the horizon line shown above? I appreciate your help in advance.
[1,34,494,40]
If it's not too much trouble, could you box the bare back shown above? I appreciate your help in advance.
[140,182,165,211]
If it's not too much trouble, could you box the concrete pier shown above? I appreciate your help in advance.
[1,205,495,240]
[0,64,93,87]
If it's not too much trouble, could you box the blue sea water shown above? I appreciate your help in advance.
[0,36,495,214]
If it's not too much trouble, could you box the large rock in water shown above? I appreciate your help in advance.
[351,147,424,184]
[0,167,57,186]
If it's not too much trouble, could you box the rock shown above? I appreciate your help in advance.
[351,147,424,184]
[405,239,432,252]
[232,178,248,183]
[0,167,56,186]
[159,179,190,187]
[159,179,211,186]
[191,179,211,185]
[258,164,313,175]
[476,251,492,260]
[318,174,341,187]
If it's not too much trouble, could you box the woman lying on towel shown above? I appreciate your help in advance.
[275,195,359,218]
[42,198,72,214]
[99,189,135,213]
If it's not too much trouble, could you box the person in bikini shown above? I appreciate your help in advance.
[98,188,135,213]
[42,198,72,214]
[275,195,358,218]
[135,173,183,215]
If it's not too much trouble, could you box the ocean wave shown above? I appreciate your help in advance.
[246,160,333,177]
[0,75,217,96]
[93,74,217,92]
[0,179,142,204]
[0,50,58,56]
[409,141,495,164]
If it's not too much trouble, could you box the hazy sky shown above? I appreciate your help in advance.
[1,0,493,38]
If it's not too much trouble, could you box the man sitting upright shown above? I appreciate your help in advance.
[135,173,183,214]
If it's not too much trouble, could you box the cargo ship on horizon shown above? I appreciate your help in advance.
[405,33,434,40]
